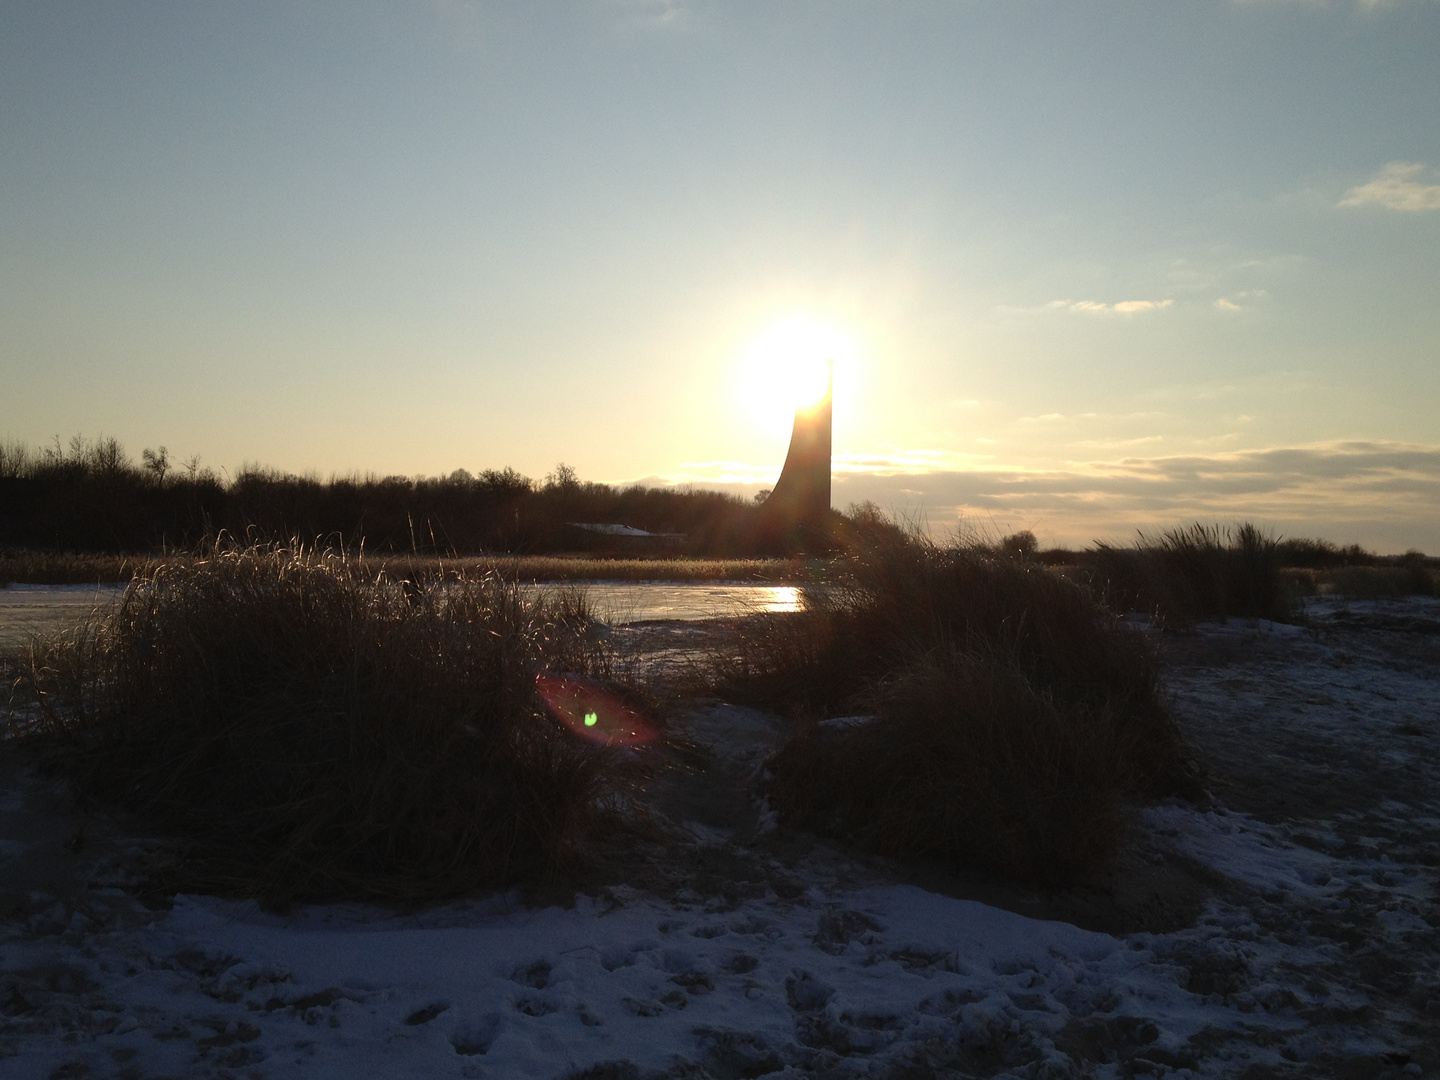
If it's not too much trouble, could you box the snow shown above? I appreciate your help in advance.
[3,594,1438,1077]
[0,876,1233,1079]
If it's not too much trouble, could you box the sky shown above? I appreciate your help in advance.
[2,0,1438,551]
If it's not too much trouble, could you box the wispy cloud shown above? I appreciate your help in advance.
[1339,162,1440,212]
[1047,299,1175,315]
[1214,290,1267,311]
[833,449,998,475]
[1072,435,1166,449]
[1018,412,1070,424]
[605,0,693,28]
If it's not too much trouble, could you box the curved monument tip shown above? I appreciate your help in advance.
[767,384,832,524]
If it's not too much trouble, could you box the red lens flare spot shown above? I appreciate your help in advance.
[535,674,658,746]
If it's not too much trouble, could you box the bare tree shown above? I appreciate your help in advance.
[544,462,579,490]
[142,446,170,487]
[93,437,127,476]
[0,438,34,478]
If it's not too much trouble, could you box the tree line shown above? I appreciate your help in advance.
[0,435,821,555]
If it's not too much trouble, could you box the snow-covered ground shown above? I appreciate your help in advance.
[2,597,1437,1078]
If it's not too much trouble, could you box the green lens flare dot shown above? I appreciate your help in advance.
[584,712,598,727]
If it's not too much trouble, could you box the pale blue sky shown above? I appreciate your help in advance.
[3,1,1438,549]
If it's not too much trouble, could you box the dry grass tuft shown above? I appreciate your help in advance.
[5,546,639,906]
[1090,523,1290,624]
[712,531,1199,885]
[768,648,1126,884]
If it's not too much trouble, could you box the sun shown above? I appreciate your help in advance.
[738,313,856,429]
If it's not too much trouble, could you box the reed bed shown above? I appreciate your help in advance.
[5,547,642,906]
[0,551,153,586]
[713,532,1199,885]
[0,550,818,586]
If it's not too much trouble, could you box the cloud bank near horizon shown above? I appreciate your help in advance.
[628,440,1440,552]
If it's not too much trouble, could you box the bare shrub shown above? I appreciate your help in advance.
[7,546,633,905]
[712,531,1199,884]
[768,646,1127,884]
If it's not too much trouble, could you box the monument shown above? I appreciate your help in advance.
[758,362,832,544]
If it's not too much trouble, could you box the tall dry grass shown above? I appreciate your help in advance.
[1089,523,1290,624]
[712,531,1199,885]
[5,546,640,906]
[0,550,817,586]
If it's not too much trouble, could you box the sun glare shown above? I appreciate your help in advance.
[738,313,856,431]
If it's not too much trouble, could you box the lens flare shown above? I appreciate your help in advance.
[535,674,658,746]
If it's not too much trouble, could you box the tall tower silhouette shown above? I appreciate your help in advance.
[765,364,832,525]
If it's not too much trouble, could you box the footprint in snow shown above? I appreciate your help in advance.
[450,1012,504,1056]
[511,959,552,989]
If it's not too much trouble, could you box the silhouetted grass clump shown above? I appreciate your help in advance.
[7,547,631,905]
[1091,523,1290,624]
[713,531,1198,885]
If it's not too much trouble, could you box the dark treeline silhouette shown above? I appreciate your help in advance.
[0,435,847,556]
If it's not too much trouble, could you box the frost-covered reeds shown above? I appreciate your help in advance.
[5,546,634,906]
[712,531,1200,885]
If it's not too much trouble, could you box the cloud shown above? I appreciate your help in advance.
[1339,162,1440,211]
[826,440,1440,551]
[604,0,693,28]
[1073,436,1166,449]
[1046,299,1174,315]
[1213,289,1267,312]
